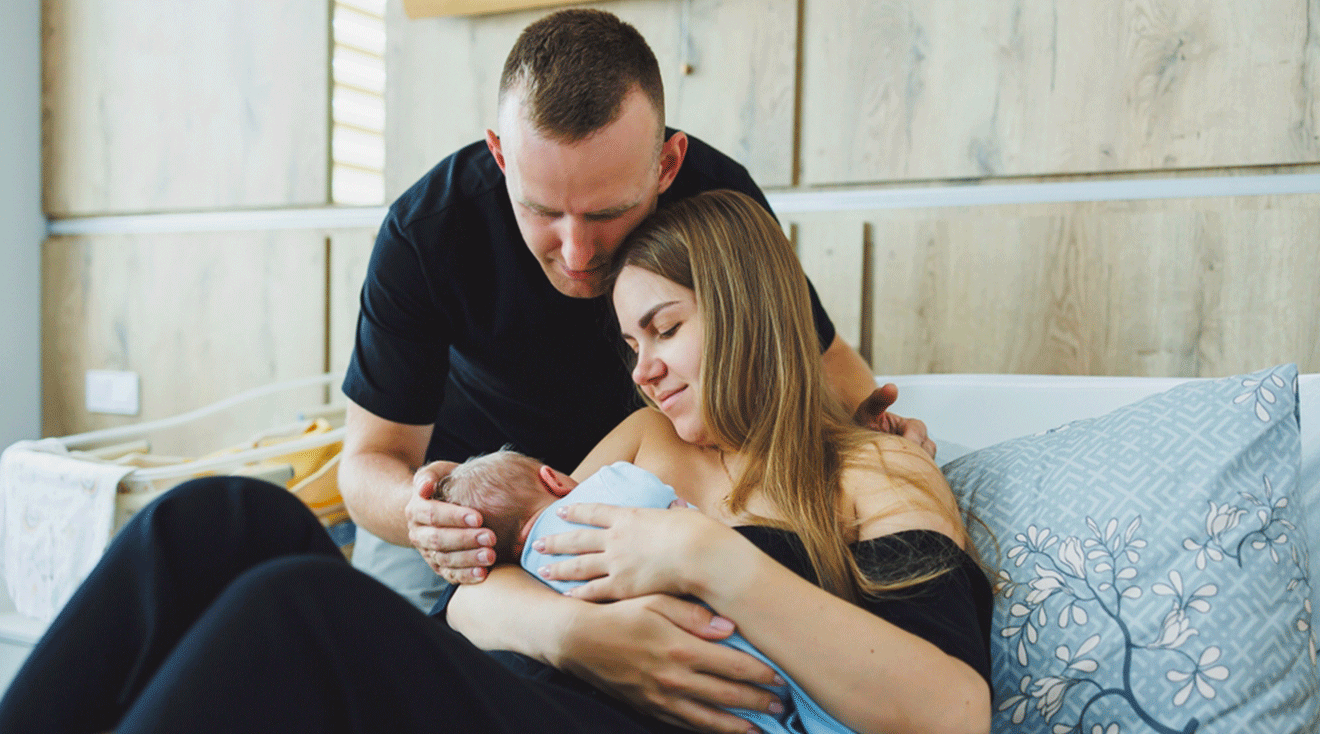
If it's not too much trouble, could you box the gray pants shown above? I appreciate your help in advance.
[350,526,449,612]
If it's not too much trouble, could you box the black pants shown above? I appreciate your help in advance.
[0,477,684,733]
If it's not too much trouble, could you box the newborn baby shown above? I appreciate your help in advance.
[439,449,855,734]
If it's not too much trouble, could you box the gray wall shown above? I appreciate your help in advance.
[0,0,43,446]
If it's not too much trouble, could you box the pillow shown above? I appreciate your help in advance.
[944,364,1318,734]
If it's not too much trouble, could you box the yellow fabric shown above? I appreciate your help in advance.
[252,420,342,488]
[291,453,349,527]
[106,417,346,525]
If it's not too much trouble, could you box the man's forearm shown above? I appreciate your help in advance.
[821,333,878,413]
[339,400,434,547]
[338,449,416,546]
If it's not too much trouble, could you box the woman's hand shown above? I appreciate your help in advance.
[449,567,786,734]
[535,503,744,602]
[558,594,787,734]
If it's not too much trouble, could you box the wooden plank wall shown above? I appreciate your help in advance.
[41,232,331,451]
[800,0,1320,182]
[384,0,798,194]
[39,0,334,440]
[39,0,1320,443]
[793,196,1320,378]
[43,1,330,215]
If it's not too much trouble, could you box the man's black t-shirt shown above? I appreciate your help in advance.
[343,131,837,472]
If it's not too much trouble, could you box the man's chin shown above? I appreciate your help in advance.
[547,269,608,298]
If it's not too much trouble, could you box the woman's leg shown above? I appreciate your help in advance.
[118,554,686,734]
[0,476,341,733]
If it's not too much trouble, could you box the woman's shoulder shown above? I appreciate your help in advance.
[613,407,694,461]
[840,434,966,548]
[572,408,680,480]
[627,406,675,430]
[616,407,687,448]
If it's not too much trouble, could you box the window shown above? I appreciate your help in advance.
[331,0,386,205]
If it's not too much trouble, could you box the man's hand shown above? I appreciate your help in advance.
[557,595,785,734]
[853,383,937,458]
[405,460,498,584]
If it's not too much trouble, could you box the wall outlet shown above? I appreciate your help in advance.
[86,370,140,415]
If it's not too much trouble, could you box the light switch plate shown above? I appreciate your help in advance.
[86,370,140,415]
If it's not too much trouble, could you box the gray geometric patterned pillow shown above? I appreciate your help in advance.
[944,364,1317,734]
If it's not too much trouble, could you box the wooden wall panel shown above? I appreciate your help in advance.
[328,228,379,384]
[43,0,330,215]
[385,0,796,197]
[801,0,1320,185]
[846,195,1320,378]
[42,232,329,455]
[792,216,867,355]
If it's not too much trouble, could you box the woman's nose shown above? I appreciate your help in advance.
[631,348,665,385]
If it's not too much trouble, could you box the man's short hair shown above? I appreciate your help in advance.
[499,8,665,143]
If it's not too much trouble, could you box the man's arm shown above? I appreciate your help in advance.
[820,334,936,457]
[821,333,883,413]
[339,399,496,581]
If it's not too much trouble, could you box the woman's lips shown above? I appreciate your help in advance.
[657,386,686,412]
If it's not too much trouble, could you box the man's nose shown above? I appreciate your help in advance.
[560,217,598,271]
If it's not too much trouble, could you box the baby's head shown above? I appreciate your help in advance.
[439,449,569,562]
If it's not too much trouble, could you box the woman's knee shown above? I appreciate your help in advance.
[114,476,337,563]
[139,476,315,534]
[154,475,302,516]
[218,555,396,631]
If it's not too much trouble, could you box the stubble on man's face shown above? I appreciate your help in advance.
[495,90,665,299]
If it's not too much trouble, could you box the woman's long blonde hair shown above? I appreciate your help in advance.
[609,190,964,602]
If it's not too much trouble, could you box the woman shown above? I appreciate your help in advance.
[0,191,990,734]
[448,189,991,734]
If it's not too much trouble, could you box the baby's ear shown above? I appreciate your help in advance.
[538,465,577,497]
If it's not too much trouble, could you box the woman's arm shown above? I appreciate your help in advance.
[542,443,990,734]
[447,558,784,734]
[709,442,987,734]
[692,535,989,734]
[446,408,784,734]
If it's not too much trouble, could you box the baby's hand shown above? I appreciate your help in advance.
[667,498,698,510]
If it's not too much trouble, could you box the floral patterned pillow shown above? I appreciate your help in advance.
[944,364,1318,734]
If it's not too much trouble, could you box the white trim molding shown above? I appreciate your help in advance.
[48,206,390,236]
[767,172,1320,214]
[44,173,1320,236]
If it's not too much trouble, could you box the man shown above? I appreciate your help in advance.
[339,9,930,733]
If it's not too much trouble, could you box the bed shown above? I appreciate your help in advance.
[0,367,1315,731]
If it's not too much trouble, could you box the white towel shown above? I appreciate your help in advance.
[0,440,134,622]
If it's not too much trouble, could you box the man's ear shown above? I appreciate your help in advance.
[538,465,578,497]
[485,129,507,172]
[656,130,688,196]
